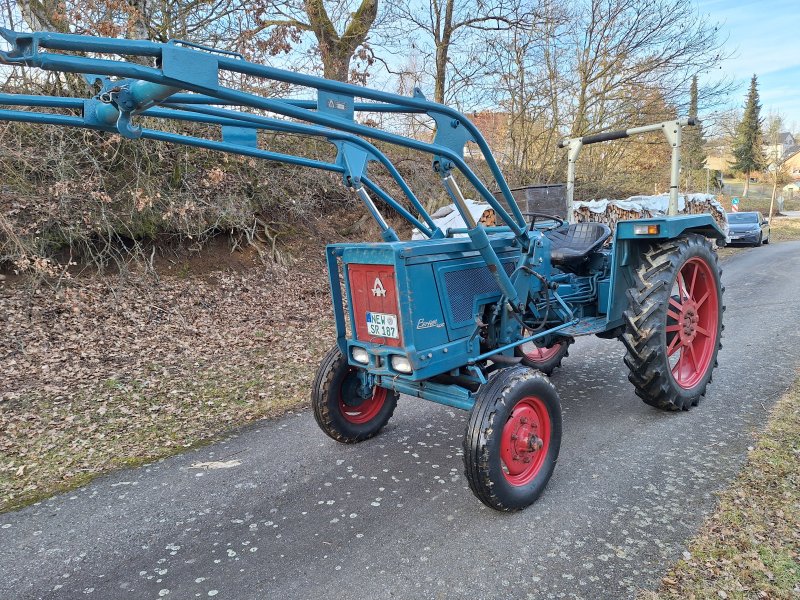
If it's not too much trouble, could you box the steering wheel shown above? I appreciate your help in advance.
[522,212,565,231]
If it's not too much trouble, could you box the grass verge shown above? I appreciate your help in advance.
[769,218,800,243]
[644,374,800,599]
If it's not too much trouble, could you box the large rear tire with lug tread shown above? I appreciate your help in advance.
[312,345,398,443]
[622,234,724,411]
[463,366,562,512]
[515,335,574,375]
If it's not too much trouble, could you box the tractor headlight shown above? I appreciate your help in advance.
[390,355,412,373]
[351,347,369,364]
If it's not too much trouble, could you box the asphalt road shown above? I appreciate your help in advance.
[3,242,800,600]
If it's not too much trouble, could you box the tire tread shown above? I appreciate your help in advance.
[621,234,724,411]
[312,345,397,443]
[463,367,561,511]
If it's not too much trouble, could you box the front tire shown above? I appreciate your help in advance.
[463,367,562,511]
[622,234,724,411]
[312,345,398,443]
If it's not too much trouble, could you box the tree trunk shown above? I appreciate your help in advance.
[17,0,68,32]
[433,42,448,104]
[768,177,778,223]
[743,173,750,197]
[127,0,150,41]
[432,0,455,104]
[322,53,350,81]
[304,0,378,83]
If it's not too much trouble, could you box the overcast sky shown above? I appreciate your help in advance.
[698,0,800,132]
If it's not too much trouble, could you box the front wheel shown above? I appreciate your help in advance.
[622,234,724,411]
[463,367,562,512]
[312,345,398,443]
[515,336,574,375]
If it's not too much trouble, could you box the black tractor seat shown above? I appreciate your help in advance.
[544,221,612,266]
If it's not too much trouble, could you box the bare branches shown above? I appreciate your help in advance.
[0,0,741,266]
[16,0,70,33]
[384,0,533,104]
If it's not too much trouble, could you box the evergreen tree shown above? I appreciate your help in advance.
[684,75,706,191]
[731,75,766,196]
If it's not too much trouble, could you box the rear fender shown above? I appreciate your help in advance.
[604,214,725,327]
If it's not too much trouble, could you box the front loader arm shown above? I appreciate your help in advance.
[0,27,528,239]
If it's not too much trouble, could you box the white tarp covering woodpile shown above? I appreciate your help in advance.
[573,193,728,237]
[413,193,728,239]
[411,199,497,239]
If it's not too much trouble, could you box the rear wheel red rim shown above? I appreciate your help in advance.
[519,340,563,363]
[500,396,551,486]
[666,257,719,389]
[338,372,387,424]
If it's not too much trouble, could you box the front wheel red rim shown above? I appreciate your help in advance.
[338,372,387,424]
[519,340,563,363]
[500,396,551,486]
[666,257,720,389]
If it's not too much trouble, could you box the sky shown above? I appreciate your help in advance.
[698,0,800,132]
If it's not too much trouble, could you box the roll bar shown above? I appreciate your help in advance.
[559,118,698,220]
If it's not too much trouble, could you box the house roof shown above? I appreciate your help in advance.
[783,147,800,163]
[784,144,800,157]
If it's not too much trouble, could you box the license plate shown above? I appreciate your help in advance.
[366,312,399,339]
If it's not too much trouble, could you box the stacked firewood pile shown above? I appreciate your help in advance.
[478,208,497,226]
[572,194,728,234]
[415,194,728,239]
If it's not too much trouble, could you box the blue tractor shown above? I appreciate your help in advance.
[0,29,725,511]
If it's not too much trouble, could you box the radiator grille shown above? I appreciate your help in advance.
[443,261,515,323]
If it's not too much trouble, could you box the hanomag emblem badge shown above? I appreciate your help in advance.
[371,277,386,297]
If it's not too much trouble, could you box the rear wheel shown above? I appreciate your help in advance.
[515,336,574,375]
[463,367,562,511]
[312,345,398,443]
[622,234,724,411]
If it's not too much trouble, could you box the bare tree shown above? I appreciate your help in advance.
[386,0,525,105]
[16,0,69,32]
[565,0,731,138]
[254,0,379,82]
[483,0,568,184]
[764,113,792,221]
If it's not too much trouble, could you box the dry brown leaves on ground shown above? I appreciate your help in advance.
[0,254,335,512]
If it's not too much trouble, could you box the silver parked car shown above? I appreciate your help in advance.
[727,211,770,246]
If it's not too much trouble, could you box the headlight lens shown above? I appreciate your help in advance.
[390,355,412,373]
[351,347,369,364]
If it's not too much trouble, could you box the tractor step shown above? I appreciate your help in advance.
[557,317,608,337]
